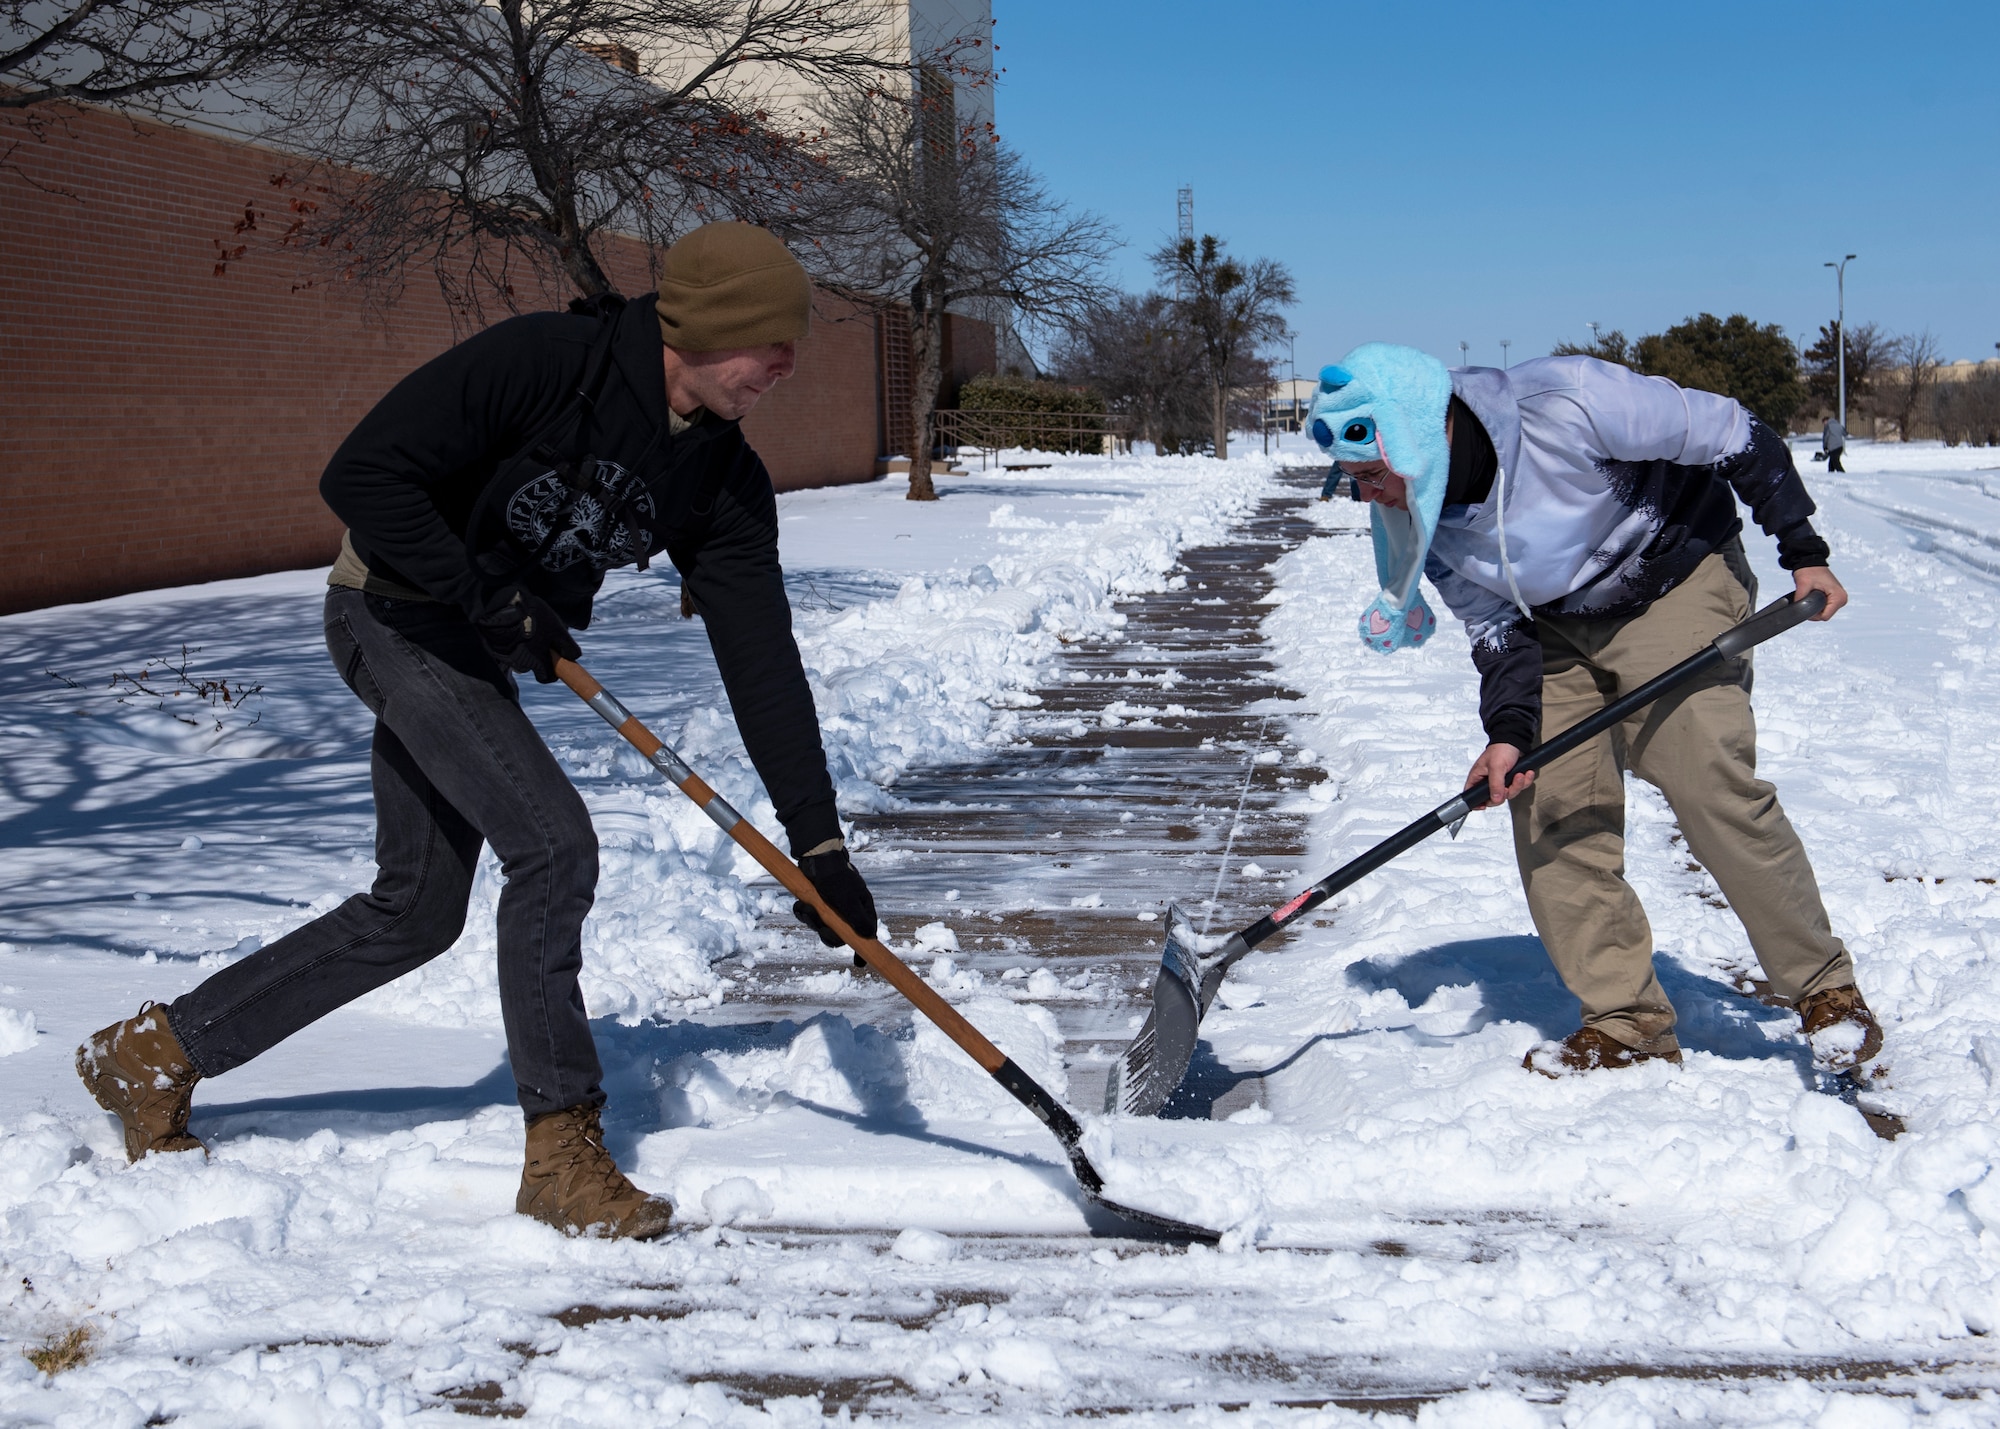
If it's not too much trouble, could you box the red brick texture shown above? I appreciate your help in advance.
[0,105,991,614]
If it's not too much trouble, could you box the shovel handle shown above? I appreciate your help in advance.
[554,658,1008,1074]
[1714,585,1826,658]
[1504,587,1825,790]
[559,659,1228,1238]
[1235,589,1827,950]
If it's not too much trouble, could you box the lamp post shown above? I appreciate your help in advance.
[1288,331,1298,433]
[1824,254,1857,431]
[1500,338,1511,368]
[1458,340,1469,367]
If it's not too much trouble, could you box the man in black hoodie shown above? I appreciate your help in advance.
[75,222,877,1240]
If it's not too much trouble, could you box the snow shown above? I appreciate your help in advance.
[0,1005,37,1057]
[3,436,2000,1419]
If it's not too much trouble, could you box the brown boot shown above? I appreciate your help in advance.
[1797,984,1883,1072]
[517,1105,673,1240]
[1524,1027,1684,1078]
[76,1003,206,1162]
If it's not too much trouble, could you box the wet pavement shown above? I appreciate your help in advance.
[721,467,1333,1118]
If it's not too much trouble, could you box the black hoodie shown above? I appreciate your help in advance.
[319,295,839,853]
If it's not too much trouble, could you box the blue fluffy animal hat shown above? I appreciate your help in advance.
[1308,344,1454,652]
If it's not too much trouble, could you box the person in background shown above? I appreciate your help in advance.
[1309,345,1882,1079]
[1823,415,1847,472]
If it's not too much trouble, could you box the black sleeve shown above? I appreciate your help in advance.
[319,315,584,613]
[1472,619,1542,751]
[1718,418,1832,572]
[672,449,842,855]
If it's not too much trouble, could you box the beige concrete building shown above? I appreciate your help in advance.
[671,0,995,141]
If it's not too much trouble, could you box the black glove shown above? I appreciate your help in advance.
[474,584,580,684]
[793,846,878,950]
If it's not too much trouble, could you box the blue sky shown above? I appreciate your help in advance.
[992,0,1999,376]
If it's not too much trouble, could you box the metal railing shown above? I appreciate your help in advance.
[929,408,1135,469]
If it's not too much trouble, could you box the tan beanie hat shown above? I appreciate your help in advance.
[655,221,811,352]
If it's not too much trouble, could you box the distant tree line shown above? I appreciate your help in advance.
[1553,314,1808,430]
[1554,314,1991,445]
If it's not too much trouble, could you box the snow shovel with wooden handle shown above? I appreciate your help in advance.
[554,657,1218,1244]
[1106,588,1829,1119]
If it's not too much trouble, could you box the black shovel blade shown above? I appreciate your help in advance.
[1083,1187,1221,1244]
[1105,906,1207,1118]
[995,1052,1221,1243]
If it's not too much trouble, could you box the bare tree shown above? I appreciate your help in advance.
[1,0,295,110]
[1884,330,1943,441]
[820,75,1117,500]
[1932,369,2000,448]
[1149,234,1294,460]
[1052,291,1211,455]
[1,0,313,187]
[231,0,907,318]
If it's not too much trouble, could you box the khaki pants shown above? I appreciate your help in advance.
[1509,551,1854,1051]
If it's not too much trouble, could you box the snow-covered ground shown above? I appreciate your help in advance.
[3,437,2000,1422]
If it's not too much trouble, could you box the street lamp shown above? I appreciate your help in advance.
[1824,254,1857,431]
[1587,321,1601,345]
[1458,340,1469,367]
[1288,331,1298,432]
[1500,339,1511,368]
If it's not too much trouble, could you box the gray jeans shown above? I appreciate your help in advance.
[167,588,603,1118]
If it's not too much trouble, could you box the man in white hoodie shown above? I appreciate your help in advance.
[1309,345,1879,1077]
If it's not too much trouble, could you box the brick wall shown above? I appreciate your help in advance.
[0,104,991,615]
[739,293,884,488]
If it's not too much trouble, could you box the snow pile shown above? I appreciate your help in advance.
[653,1014,920,1129]
[357,779,781,1028]
[644,996,1064,1133]
[0,1006,37,1057]
[798,456,1273,800]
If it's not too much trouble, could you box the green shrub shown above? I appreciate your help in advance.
[955,375,1105,452]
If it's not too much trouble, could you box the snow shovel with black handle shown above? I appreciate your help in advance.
[1106,588,1829,1118]
[554,658,1219,1245]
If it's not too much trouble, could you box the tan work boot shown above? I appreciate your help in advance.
[76,1003,206,1162]
[1797,984,1883,1072]
[1524,1027,1684,1078]
[517,1105,674,1240]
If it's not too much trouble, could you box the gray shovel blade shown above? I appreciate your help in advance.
[1104,906,1208,1118]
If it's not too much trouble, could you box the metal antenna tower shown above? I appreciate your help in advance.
[1175,185,1193,299]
